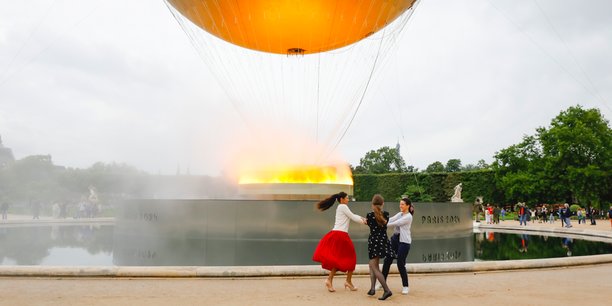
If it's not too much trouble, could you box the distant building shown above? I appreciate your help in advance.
[0,135,15,168]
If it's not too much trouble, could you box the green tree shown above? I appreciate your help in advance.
[463,164,477,171]
[537,106,611,207]
[3,155,64,202]
[492,135,546,204]
[493,105,611,207]
[476,159,490,169]
[425,161,445,173]
[354,146,408,174]
[445,159,462,172]
[464,159,490,171]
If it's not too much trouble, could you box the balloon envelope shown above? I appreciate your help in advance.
[167,0,417,54]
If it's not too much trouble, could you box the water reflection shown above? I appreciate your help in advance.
[1,225,611,266]
[475,231,612,260]
[0,225,113,265]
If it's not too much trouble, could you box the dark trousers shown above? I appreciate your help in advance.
[382,233,411,287]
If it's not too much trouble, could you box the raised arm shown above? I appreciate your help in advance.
[339,204,364,224]
[387,213,412,228]
[388,212,402,224]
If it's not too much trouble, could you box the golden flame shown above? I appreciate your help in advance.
[238,164,353,185]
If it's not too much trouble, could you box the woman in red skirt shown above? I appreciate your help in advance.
[312,192,366,292]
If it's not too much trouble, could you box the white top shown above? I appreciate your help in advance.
[332,204,363,232]
[387,212,413,244]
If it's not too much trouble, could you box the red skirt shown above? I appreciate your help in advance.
[312,230,356,272]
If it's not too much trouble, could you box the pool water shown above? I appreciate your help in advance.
[1,224,611,266]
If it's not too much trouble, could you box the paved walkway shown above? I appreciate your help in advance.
[1,216,611,305]
[480,216,612,232]
[1,263,611,305]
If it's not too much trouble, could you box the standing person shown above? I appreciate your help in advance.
[562,203,573,228]
[608,206,612,228]
[365,195,394,300]
[590,206,597,225]
[518,204,527,226]
[493,205,500,224]
[1,201,8,220]
[549,210,555,224]
[312,192,365,292]
[59,202,67,219]
[78,198,87,219]
[558,206,565,227]
[31,201,40,220]
[500,207,506,221]
[381,197,413,295]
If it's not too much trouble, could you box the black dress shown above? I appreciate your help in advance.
[366,211,394,259]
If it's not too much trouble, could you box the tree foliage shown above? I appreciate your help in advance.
[353,146,409,174]
[354,106,610,208]
[425,161,444,173]
[403,184,433,202]
[0,157,149,207]
[463,159,490,171]
[445,159,462,172]
[354,170,496,203]
[537,106,611,206]
[493,105,611,207]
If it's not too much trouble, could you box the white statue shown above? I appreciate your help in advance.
[88,185,99,204]
[451,183,463,203]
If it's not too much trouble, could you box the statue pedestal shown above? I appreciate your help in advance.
[451,197,463,203]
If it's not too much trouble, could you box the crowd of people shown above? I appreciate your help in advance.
[479,202,612,229]
[0,197,102,220]
[0,186,101,221]
[312,192,413,301]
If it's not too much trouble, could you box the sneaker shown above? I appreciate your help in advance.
[375,283,383,291]
[402,287,409,295]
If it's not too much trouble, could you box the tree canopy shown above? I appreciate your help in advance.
[354,105,610,208]
[493,105,611,206]
[425,161,445,173]
[445,159,462,172]
[353,146,410,174]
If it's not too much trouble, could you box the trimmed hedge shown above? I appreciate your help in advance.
[353,170,498,203]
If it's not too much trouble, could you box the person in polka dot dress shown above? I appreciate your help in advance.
[366,194,394,300]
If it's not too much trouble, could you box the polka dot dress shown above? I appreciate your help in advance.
[366,211,394,259]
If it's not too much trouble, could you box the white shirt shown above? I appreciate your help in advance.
[387,212,413,244]
[332,204,363,232]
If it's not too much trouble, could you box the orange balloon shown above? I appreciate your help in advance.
[167,0,417,54]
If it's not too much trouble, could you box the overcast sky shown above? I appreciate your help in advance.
[1,0,610,176]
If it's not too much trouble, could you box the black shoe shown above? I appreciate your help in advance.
[367,289,375,296]
[378,291,392,300]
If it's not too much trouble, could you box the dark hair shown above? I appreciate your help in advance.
[316,192,348,211]
[371,194,386,227]
[402,197,415,216]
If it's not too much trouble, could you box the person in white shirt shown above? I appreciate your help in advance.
[312,192,366,292]
[381,197,413,295]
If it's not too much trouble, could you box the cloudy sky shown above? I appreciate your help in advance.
[0,0,610,176]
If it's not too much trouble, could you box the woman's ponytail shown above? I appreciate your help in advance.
[316,192,348,211]
[372,194,386,226]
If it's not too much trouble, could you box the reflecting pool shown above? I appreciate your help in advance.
[474,230,612,260]
[1,224,611,266]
